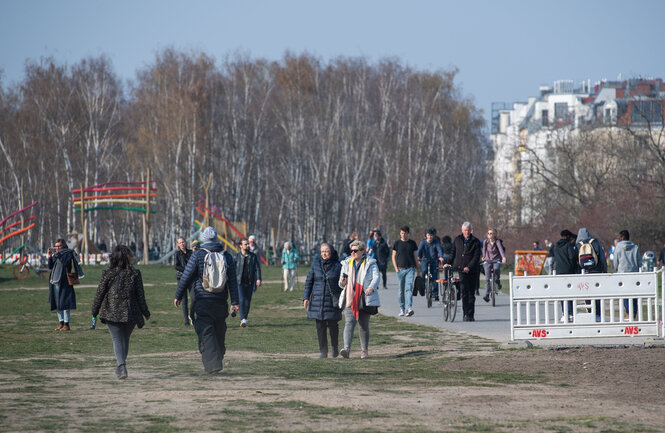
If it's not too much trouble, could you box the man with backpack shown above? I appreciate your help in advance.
[174,226,239,374]
[576,228,607,321]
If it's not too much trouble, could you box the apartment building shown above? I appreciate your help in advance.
[489,77,665,224]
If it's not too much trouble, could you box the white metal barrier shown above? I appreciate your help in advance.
[510,271,664,340]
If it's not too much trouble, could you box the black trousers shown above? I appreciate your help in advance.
[378,266,388,288]
[193,298,228,373]
[316,319,339,355]
[460,271,479,318]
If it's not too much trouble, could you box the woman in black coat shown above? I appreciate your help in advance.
[303,243,342,358]
[92,245,150,379]
[48,238,84,331]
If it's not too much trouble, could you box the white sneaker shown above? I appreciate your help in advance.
[398,310,405,317]
[406,309,414,317]
[240,319,247,328]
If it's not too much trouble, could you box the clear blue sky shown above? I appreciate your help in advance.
[2,0,664,129]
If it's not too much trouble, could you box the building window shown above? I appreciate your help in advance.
[542,110,549,126]
[632,101,663,124]
[555,102,568,119]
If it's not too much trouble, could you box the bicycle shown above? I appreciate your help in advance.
[13,253,50,280]
[422,259,438,308]
[481,260,501,307]
[438,266,459,322]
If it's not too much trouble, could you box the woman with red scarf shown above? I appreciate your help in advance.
[338,240,380,359]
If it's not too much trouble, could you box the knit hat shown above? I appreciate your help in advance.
[200,227,217,243]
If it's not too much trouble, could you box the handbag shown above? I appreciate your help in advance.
[322,262,342,310]
[338,287,346,310]
[67,271,80,285]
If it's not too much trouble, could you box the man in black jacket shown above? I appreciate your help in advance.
[175,227,239,374]
[551,229,578,322]
[373,231,391,289]
[448,222,482,322]
[174,237,193,326]
[235,238,262,328]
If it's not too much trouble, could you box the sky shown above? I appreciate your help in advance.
[1,0,664,130]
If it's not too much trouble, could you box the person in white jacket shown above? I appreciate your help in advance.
[613,230,641,319]
[338,240,380,359]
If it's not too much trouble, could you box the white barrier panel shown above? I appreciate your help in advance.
[510,271,662,340]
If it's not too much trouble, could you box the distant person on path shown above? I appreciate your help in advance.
[441,235,454,266]
[174,237,193,326]
[303,243,343,358]
[248,235,264,263]
[417,228,444,300]
[448,222,481,322]
[48,238,84,331]
[551,229,578,322]
[235,238,262,328]
[392,225,419,317]
[339,240,380,359]
[91,245,150,380]
[532,241,541,251]
[281,241,300,292]
[613,230,641,319]
[373,230,391,290]
[365,229,376,259]
[340,232,357,259]
[657,241,665,269]
[481,228,506,303]
[543,238,554,274]
[174,227,239,374]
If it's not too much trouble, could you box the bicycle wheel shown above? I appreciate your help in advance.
[449,283,458,322]
[14,264,29,279]
[426,275,433,308]
[491,275,496,307]
[442,281,450,321]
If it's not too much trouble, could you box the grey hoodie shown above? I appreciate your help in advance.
[576,228,607,273]
[613,240,641,273]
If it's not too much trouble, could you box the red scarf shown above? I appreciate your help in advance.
[347,257,366,319]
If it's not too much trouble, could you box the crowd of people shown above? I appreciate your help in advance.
[44,221,656,378]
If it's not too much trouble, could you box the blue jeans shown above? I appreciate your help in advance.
[107,322,135,366]
[238,283,255,320]
[397,268,414,312]
[421,261,439,297]
[483,261,502,295]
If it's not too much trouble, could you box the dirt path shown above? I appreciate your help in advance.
[2,344,663,432]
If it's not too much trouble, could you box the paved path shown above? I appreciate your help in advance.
[380,272,655,347]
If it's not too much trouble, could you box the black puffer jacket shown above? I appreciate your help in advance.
[92,267,150,328]
[303,252,342,321]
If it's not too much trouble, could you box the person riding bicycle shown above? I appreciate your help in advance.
[481,228,506,303]
[417,228,444,300]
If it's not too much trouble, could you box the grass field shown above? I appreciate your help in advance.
[0,263,662,432]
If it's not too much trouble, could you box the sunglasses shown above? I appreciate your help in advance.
[350,249,359,253]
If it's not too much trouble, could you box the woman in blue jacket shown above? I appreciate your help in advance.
[303,243,342,358]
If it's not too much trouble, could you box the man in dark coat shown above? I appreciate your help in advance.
[449,222,481,322]
[174,236,193,326]
[174,227,239,374]
[373,231,391,290]
[303,243,343,358]
[551,229,578,322]
[235,238,262,328]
